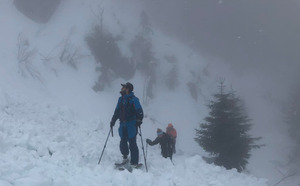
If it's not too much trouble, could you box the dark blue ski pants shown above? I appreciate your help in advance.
[120,126,139,164]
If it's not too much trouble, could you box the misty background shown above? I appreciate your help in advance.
[1,0,300,185]
[141,0,300,84]
[116,0,300,183]
[132,0,300,103]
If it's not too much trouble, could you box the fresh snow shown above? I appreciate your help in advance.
[0,0,275,185]
[0,102,267,186]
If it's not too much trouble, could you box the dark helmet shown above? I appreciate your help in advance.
[121,82,134,92]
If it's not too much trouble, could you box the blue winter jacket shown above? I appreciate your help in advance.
[111,92,143,139]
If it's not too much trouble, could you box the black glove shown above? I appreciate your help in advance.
[110,120,115,128]
[136,120,142,127]
[146,139,151,144]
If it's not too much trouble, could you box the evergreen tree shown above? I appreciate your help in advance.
[195,81,262,172]
[86,26,135,91]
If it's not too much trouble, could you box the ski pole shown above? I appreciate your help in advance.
[98,127,112,165]
[146,143,148,159]
[138,126,148,172]
[170,157,175,166]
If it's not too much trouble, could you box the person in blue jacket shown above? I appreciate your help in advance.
[110,82,144,167]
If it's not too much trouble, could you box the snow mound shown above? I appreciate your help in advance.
[0,101,267,186]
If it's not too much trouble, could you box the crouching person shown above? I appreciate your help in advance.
[146,128,173,160]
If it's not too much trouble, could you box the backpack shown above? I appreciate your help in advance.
[166,124,177,140]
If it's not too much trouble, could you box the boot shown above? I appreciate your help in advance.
[121,155,129,164]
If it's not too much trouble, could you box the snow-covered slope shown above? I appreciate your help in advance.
[0,0,269,185]
[0,102,267,186]
[0,0,210,155]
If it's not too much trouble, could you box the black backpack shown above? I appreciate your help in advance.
[165,134,174,157]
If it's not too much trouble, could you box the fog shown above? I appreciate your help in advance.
[3,0,300,185]
[136,0,300,96]
[120,0,300,136]
[115,0,300,183]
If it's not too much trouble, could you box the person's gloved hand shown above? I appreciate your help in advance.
[110,120,115,128]
[136,120,142,127]
[146,139,151,144]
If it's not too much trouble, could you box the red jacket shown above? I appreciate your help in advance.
[166,124,177,141]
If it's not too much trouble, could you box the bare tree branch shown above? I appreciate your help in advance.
[17,33,44,84]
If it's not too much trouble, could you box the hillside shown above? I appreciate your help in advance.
[0,0,272,185]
